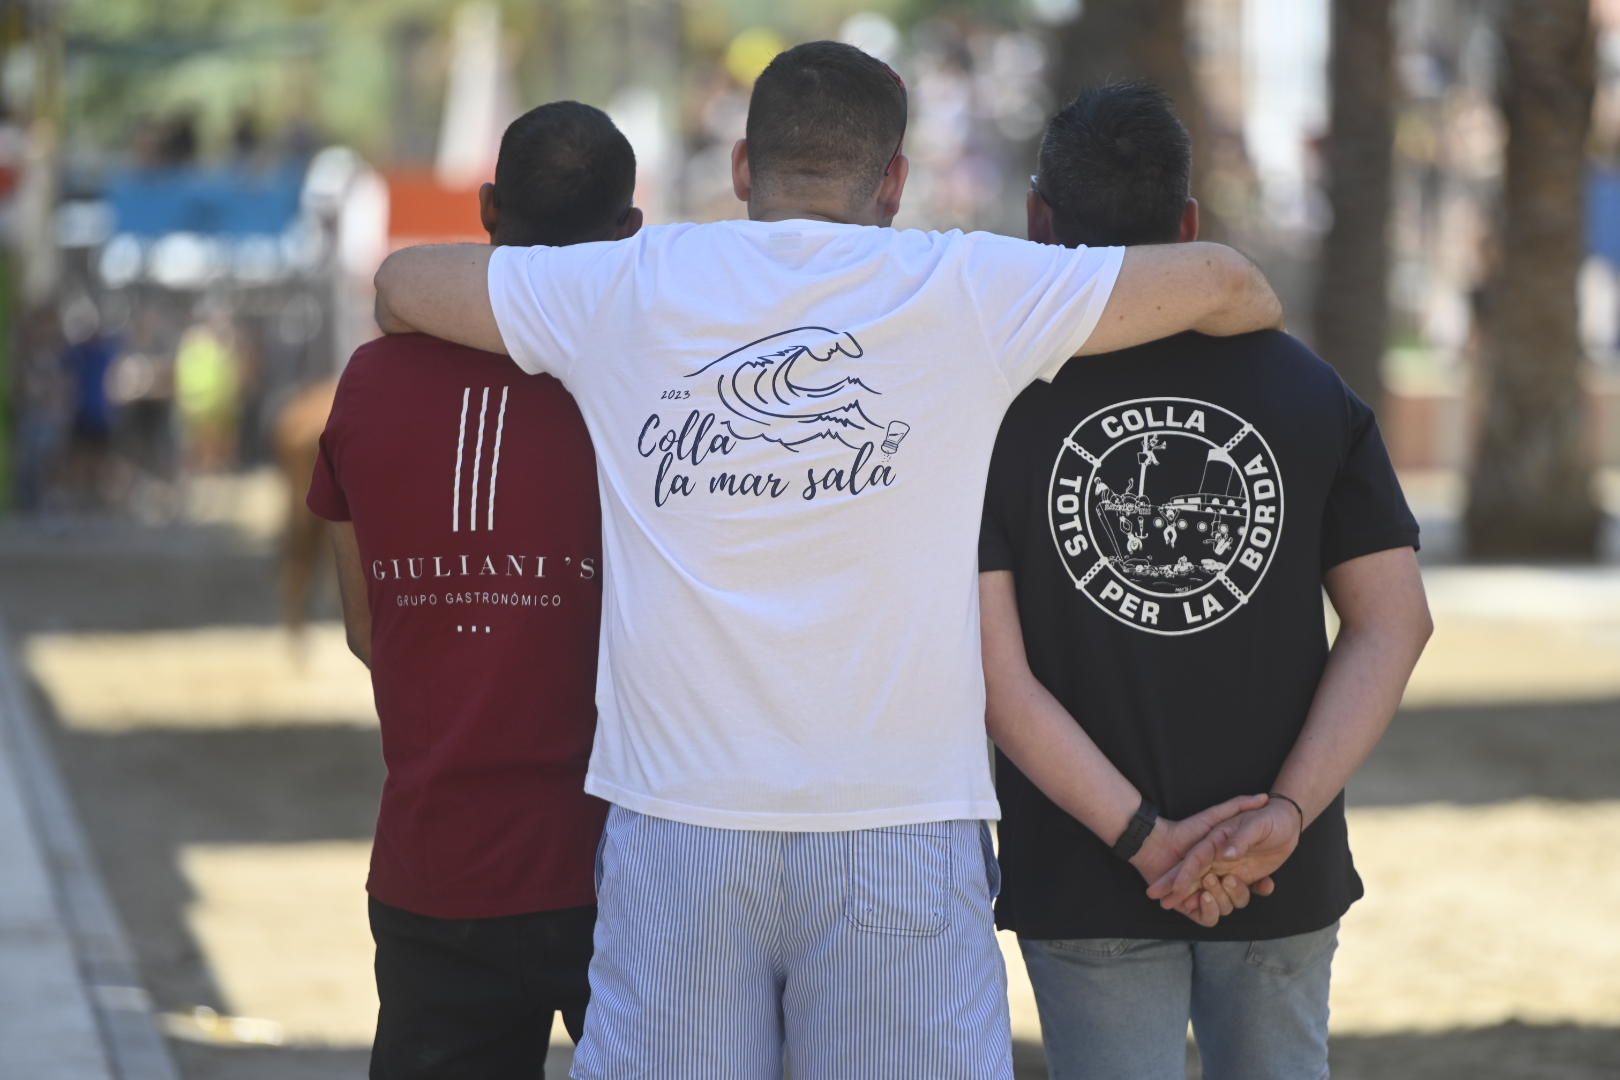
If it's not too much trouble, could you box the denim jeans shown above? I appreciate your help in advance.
[1019,922,1339,1080]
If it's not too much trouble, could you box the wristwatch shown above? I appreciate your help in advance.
[1112,798,1160,862]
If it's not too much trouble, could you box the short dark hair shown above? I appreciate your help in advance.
[493,101,635,246]
[745,41,907,202]
[1036,81,1191,248]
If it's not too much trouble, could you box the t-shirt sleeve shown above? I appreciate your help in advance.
[306,425,350,523]
[306,357,355,522]
[487,241,631,382]
[1321,384,1420,571]
[961,233,1125,392]
[979,403,1033,574]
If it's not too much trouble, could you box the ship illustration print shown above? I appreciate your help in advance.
[1047,397,1285,636]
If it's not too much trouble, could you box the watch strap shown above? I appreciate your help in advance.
[1111,799,1159,862]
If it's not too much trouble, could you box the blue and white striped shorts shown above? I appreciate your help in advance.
[570,805,1013,1080]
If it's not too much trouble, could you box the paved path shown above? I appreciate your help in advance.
[0,609,178,1080]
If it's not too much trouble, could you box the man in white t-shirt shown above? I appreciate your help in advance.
[371,40,1282,1080]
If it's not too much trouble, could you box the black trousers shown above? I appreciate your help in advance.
[369,897,596,1079]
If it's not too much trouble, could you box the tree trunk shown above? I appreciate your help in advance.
[1047,0,1216,236]
[1464,0,1601,558]
[1312,0,1394,407]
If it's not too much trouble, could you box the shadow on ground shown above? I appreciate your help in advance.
[29,679,383,1030]
[1019,1022,1620,1078]
[1260,1022,1620,1079]
[170,1045,369,1080]
[11,513,1620,1079]
[0,517,329,635]
[158,1022,1620,1079]
[1354,696,1620,806]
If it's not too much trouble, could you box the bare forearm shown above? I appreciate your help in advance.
[373,244,506,354]
[1274,548,1431,825]
[330,525,373,668]
[345,623,372,668]
[1272,620,1427,825]
[1080,243,1283,355]
[980,570,1140,841]
[1191,247,1283,338]
[1138,618,1425,907]
[987,672,1140,845]
[374,290,414,335]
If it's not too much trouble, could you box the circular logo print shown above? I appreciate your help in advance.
[1047,397,1284,636]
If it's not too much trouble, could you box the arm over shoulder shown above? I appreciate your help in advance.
[960,232,1125,391]
[375,239,639,384]
[374,244,504,355]
[1077,243,1283,358]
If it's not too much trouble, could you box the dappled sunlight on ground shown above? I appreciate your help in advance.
[1403,567,1620,707]
[178,843,373,1046]
[25,624,376,732]
[1337,801,1620,1033]
[5,492,1618,1076]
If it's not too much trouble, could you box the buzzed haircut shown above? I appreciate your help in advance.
[745,41,908,202]
[492,101,635,246]
[1036,81,1191,249]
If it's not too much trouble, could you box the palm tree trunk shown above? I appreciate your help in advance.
[1464,0,1601,558]
[1312,0,1394,406]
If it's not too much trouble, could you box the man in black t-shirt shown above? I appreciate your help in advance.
[980,83,1433,1080]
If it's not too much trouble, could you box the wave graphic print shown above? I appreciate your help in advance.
[685,327,887,452]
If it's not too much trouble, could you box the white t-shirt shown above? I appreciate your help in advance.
[488,219,1122,831]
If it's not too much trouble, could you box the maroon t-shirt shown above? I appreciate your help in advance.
[308,333,606,919]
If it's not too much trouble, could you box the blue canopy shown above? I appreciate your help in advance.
[105,164,304,238]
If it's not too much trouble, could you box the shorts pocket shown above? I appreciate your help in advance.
[846,822,951,937]
[593,806,638,903]
[979,821,1002,900]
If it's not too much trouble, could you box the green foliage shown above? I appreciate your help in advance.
[65,0,448,156]
[60,0,933,161]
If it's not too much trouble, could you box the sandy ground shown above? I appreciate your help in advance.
[3,477,1618,1079]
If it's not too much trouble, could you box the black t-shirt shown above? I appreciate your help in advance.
[980,330,1419,942]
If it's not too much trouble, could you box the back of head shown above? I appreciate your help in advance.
[1036,81,1191,248]
[745,40,907,208]
[492,101,636,247]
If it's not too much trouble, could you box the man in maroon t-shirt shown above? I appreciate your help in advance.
[307,101,641,1079]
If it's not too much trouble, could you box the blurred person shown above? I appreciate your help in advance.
[129,116,167,170]
[224,310,268,467]
[231,110,262,163]
[979,82,1433,1080]
[158,111,199,167]
[108,305,181,513]
[15,304,67,512]
[372,41,1284,1079]
[59,296,121,508]
[307,101,641,1080]
[174,306,242,473]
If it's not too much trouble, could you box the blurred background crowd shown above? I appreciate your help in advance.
[0,0,1616,555]
[0,2,1615,1079]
